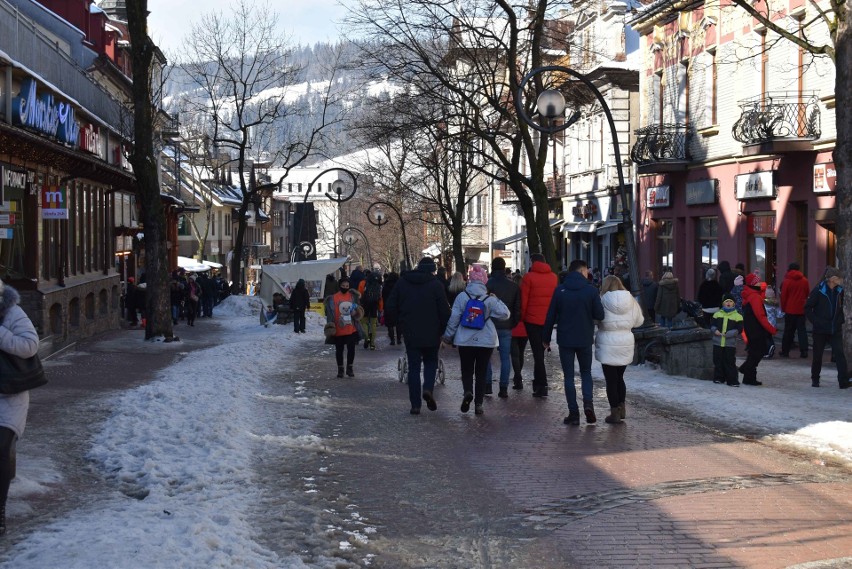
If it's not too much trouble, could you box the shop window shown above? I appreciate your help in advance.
[698,217,718,277]
[0,190,27,281]
[49,303,62,335]
[655,219,674,275]
[69,297,80,328]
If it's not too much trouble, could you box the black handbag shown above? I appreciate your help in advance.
[0,350,47,394]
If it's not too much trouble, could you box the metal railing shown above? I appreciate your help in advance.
[630,123,689,165]
[0,1,128,135]
[731,92,820,145]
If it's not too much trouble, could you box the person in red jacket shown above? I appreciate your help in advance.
[520,253,558,397]
[779,262,810,358]
[738,273,778,385]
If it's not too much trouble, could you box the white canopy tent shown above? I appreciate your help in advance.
[257,257,348,307]
[177,256,211,273]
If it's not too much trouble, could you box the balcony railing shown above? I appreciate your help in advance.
[732,92,820,146]
[630,123,689,166]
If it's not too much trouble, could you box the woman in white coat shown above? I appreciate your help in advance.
[443,264,510,415]
[595,275,644,424]
[0,280,40,535]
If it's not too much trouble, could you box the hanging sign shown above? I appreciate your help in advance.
[12,78,80,145]
[686,180,717,205]
[646,185,670,208]
[735,171,775,199]
[41,184,68,219]
[813,163,836,194]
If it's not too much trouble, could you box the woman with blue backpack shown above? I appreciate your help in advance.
[442,264,510,415]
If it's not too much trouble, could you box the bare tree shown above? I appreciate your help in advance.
[126,0,175,340]
[177,0,347,292]
[348,0,573,269]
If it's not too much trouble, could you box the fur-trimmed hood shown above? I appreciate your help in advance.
[0,284,21,323]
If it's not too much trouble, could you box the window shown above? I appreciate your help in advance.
[697,217,718,278]
[464,194,483,224]
[651,72,663,125]
[288,183,293,193]
[177,215,192,236]
[211,210,216,236]
[655,219,674,276]
[297,183,302,193]
[675,62,688,124]
[273,210,284,227]
[225,214,231,236]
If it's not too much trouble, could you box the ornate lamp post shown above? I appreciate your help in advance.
[290,167,358,263]
[366,200,411,272]
[515,65,640,298]
[340,225,374,269]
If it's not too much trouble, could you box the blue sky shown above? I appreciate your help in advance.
[147,0,349,55]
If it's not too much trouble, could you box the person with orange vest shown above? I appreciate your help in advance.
[520,253,558,398]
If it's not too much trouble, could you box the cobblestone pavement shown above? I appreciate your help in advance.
[274,336,852,569]
[7,322,852,569]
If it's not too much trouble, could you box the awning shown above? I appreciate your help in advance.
[562,221,597,233]
[177,256,211,272]
[595,221,622,235]
[201,259,223,269]
[493,218,563,250]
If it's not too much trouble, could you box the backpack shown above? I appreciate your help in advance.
[460,292,487,330]
[363,280,381,305]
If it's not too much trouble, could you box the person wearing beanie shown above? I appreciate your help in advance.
[654,271,680,328]
[805,267,848,388]
[385,257,451,413]
[711,294,744,386]
[696,268,723,327]
[443,264,510,416]
[485,256,521,398]
[738,272,777,385]
[780,262,810,358]
[520,253,558,398]
[324,276,362,378]
[0,280,40,536]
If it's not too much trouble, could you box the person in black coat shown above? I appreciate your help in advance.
[385,257,451,414]
[717,261,735,294]
[486,257,521,397]
[288,279,311,333]
[381,272,401,345]
[697,268,724,328]
[805,267,848,388]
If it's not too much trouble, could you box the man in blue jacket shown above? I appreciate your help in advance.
[385,257,452,413]
[543,259,605,425]
[804,266,848,388]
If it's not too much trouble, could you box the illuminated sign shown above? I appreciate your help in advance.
[12,78,80,145]
[41,184,68,219]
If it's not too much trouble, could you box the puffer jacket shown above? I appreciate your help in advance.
[520,261,558,325]
[711,308,743,348]
[543,271,605,348]
[0,285,40,437]
[444,282,510,348]
[805,280,844,334]
[742,285,776,352]
[654,277,681,319]
[487,271,521,329]
[385,269,450,347]
[780,270,810,315]
[594,290,644,365]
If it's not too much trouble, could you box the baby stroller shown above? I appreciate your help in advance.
[398,348,446,385]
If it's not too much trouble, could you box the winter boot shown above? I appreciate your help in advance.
[337,366,344,379]
[0,505,5,536]
[604,408,622,424]
[584,403,597,424]
[498,386,508,398]
[346,366,355,377]
[620,402,626,419]
[512,377,523,390]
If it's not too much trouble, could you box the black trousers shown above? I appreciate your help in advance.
[511,336,528,381]
[713,345,738,384]
[811,331,848,385]
[0,427,16,513]
[334,333,357,367]
[524,323,548,390]
[292,308,306,332]
[387,325,402,343]
[601,364,626,408]
[459,346,492,405]
[739,346,765,383]
[781,313,808,356]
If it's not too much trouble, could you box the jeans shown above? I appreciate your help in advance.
[781,313,808,356]
[171,304,180,323]
[406,345,439,410]
[811,332,848,385]
[486,329,513,387]
[558,345,594,413]
[459,346,493,405]
[524,323,548,390]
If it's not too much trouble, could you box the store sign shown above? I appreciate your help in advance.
[1,166,35,209]
[41,184,68,219]
[686,180,717,205]
[735,171,775,199]
[748,215,776,235]
[114,145,132,171]
[79,123,105,159]
[813,163,836,194]
[646,185,670,208]
[12,78,80,146]
[571,202,598,219]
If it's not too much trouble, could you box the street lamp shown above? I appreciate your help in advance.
[340,225,374,269]
[366,200,411,272]
[516,65,640,299]
[290,167,358,263]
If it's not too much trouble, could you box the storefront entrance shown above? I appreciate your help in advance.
[748,213,777,284]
